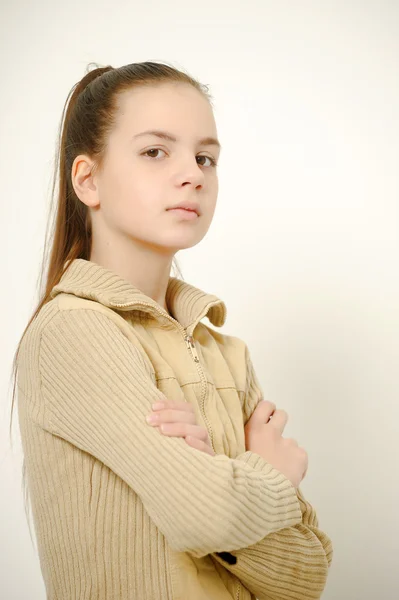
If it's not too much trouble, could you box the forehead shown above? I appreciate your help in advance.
[114,83,217,138]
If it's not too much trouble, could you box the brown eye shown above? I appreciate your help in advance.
[197,155,217,167]
[143,148,166,159]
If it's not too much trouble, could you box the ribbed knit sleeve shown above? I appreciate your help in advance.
[211,488,333,600]
[212,344,333,599]
[37,307,302,559]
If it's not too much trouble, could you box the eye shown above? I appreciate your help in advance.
[142,148,166,159]
[142,148,217,168]
[197,155,218,168]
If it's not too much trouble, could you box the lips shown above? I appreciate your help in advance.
[168,207,199,216]
[167,202,201,216]
[168,207,199,219]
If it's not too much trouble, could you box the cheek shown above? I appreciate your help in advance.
[126,174,164,211]
[111,190,165,236]
[107,174,160,218]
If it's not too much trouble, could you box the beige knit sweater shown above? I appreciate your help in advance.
[17,258,333,599]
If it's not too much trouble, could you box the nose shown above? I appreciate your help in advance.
[179,159,205,188]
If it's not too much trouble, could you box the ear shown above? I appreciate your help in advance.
[71,155,100,208]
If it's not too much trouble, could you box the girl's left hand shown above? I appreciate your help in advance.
[146,400,215,456]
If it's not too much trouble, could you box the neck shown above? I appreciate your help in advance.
[89,239,175,314]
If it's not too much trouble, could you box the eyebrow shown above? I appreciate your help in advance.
[131,129,222,151]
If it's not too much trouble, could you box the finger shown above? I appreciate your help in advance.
[250,400,276,424]
[268,409,289,435]
[185,435,215,456]
[153,409,197,425]
[159,423,207,439]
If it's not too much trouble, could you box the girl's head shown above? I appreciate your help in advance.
[72,68,221,259]
[72,70,220,255]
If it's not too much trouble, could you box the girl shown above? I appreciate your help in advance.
[10,61,333,600]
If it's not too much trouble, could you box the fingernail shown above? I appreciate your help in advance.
[146,414,158,424]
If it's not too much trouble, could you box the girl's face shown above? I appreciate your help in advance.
[86,82,220,254]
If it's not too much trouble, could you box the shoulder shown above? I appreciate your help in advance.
[19,293,155,387]
[20,293,143,365]
[197,322,249,356]
[32,293,133,337]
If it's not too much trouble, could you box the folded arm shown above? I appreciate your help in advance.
[209,344,333,599]
[212,482,333,600]
[23,305,303,559]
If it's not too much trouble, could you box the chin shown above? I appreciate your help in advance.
[160,230,207,252]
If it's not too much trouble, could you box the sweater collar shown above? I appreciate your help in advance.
[49,258,227,332]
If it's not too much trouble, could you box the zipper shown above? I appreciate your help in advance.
[184,333,215,452]
[235,580,241,600]
[111,300,215,453]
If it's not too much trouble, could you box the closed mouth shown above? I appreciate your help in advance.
[169,207,199,216]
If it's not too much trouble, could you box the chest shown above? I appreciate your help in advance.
[127,316,248,458]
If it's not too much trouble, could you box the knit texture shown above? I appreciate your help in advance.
[17,258,333,599]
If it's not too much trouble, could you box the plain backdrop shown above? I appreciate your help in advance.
[1,1,398,599]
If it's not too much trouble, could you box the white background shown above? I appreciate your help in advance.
[1,1,398,598]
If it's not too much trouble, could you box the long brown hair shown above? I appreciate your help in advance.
[9,60,214,540]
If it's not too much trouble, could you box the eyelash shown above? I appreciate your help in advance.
[141,147,218,168]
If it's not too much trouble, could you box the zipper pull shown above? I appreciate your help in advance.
[185,334,200,363]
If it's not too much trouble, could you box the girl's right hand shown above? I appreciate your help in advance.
[244,400,308,489]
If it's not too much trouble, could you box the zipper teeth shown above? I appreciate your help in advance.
[185,335,215,453]
[235,581,241,600]
[111,299,178,323]
[114,300,215,453]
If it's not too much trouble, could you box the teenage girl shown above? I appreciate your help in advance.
[11,61,333,600]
